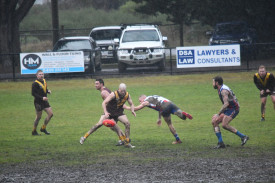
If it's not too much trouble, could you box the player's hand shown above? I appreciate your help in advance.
[212,114,219,121]
[157,119,162,126]
[132,111,136,117]
[266,89,271,93]
[48,90,51,94]
[43,97,48,101]
[104,112,110,118]
[260,90,265,95]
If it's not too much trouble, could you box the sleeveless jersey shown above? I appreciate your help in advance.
[107,90,129,116]
[218,84,239,110]
[144,95,171,112]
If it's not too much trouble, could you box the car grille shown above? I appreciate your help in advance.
[133,48,149,55]
[220,40,239,44]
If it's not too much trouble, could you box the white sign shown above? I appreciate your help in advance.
[20,51,84,74]
[176,45,241,68]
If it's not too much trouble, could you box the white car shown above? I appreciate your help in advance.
[115,24,167,72]
[89,26,122,63]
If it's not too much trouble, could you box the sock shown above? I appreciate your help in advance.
[261,114,265,118]
[84,133,89,139]
[41,124,46,130]
[119,135,126,141]
[32,127,37,132]
[236,131,245,138]
[215,132,223,143]
[174,134,180,141]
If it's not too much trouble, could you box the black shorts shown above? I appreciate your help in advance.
[34,101,50,111]
[260,90,275,98]
[161,103,180,117]
[108,114,125,122]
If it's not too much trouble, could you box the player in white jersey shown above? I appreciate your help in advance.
[126,95,192,144]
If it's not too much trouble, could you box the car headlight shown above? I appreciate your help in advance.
[118,49,129,54]
[84,56,90,63]
[152,48,162,53]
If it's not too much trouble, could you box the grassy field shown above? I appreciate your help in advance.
[0,71,274,167]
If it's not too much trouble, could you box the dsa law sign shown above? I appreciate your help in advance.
[20,51,84,74]
[176,45,240,68]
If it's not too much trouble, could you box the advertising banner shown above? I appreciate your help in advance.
[20,51,84,74]
[176,45,240,68]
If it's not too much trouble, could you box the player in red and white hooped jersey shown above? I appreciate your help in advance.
[125,95,192,145]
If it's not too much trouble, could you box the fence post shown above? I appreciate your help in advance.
[169,48,173,75]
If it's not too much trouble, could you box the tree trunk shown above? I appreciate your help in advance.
[0,0,36,72]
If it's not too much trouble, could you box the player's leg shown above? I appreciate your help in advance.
[40,107,53,135]
[270,94,275,110]
[32,109,42,135]
[118,115,134,148]
[174,109,192,120]
[221,110,249,146]
[163,115,182,144]
[260,96,267,121]
[212,114,225,148]
[80,115,105,144]
[110,125,126,146]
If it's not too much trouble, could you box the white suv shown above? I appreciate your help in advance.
[115,24,167,72]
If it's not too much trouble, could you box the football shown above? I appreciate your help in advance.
[102,119,116,127]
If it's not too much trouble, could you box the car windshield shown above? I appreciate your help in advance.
[53,39,91,51]
[216,23,247,35]
[90,29,122,40]
[122,30,160,43]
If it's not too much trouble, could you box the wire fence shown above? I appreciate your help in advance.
[1,43,275,81]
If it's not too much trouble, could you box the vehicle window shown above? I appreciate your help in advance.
[53,40,91,51]
[90,29,122,40]
[122,30,160,43]
[216,23,247,35]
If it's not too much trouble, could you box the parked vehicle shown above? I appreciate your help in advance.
[89,26,122,63]
[207,21,257,45]
[52,36,101,73]
[115,24,167,73]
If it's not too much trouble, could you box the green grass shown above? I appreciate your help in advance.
[0,71,274,166]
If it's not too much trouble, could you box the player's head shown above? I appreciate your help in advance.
[258,65,266,78]
[36,70,44,80]
[213,76,223,89]
[118,83,127,95]
[95,78,104,90]
[139,95,147,103]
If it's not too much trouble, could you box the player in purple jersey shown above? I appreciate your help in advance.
[212,76,249,149]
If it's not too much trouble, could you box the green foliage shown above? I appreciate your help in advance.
[0,71,274,165]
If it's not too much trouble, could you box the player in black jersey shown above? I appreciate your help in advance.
[253,65,275,121]
[31,70,53,135]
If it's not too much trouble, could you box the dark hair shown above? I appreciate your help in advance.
[96,78,104,86]
[213,76,223,85]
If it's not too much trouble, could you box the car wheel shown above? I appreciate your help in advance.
[96,62,102,71]
[158,59,166,71]
[118,61,126,73]
[88,60,96,74]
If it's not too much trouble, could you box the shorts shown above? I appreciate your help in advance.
[224,108,239,119]
[260,90,275,98]
[108,114,124,122]
[34,101,50,111]
[161,103,180,117]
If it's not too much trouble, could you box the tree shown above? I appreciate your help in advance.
[0,0,36,70]
[193,0,275,42]
[132,0,197,46]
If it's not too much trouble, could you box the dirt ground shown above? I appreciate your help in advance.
[1,155,274,183]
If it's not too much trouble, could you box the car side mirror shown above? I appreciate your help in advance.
[206,31,213,36]
[114,38,119,43]
[163,36,168,41]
